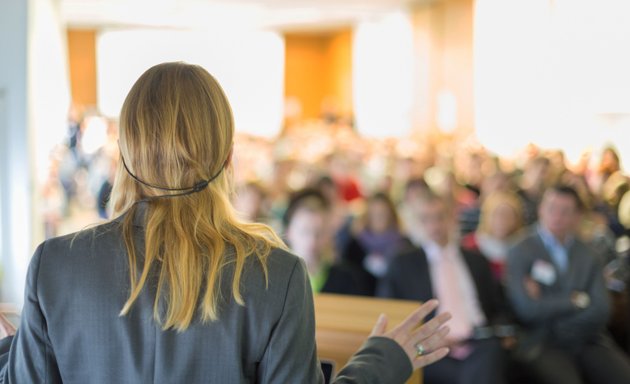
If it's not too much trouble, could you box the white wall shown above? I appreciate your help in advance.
[0,0,70,306]
[0,0,30,305]
[97,28,285,138]
[30,0,71,185]
[474,0,630,167]
[353,11,414,138]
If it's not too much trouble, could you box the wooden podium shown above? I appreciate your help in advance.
[314,294,423,384]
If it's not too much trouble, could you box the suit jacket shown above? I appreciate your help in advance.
[505,227,610,356]
[0,205,412,383]
[321,263,376,297]
[377,246,504,325]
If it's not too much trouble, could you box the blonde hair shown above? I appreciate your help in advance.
[110,62,284,331]
[478,191,524,236]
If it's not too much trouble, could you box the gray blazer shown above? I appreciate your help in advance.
[0,206,412,383]
[505,227,610,359]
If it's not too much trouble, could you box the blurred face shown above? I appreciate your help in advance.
[320,183,338,203]
[412,200,452,246]
[286,208,330,265]
[602,150,619,171]
[538,191,580,241]
[481,174,509,197]
[234,188,263,221]
[524,161,550,191]
[488,203,519,239]
[368,200,394,234]
[404,184,430,206]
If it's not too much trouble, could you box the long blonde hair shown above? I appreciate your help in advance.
[110,62,284,331]
[477,191,523,237]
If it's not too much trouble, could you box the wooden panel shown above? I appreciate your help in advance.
[67,29,97,107]
[284,33,329,119]
[284,29,353,121]
[314,294,423,383]
[325,29,353,119]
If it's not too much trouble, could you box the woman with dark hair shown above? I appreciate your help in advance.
[0,62,450,383]
[345,193,408,279]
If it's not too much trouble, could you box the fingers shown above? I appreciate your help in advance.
[374,300,451,372]
[393,299,439,335]
[402,322,450,369]
[411,325,450,356]
[410,312,451,341]
[412,347,450,370]
[370,313,388,337]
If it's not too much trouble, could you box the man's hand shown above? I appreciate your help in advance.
[571,291,590,309]
[524,276,541,300]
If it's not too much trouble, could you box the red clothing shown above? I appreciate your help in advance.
[335,177,362,202]
[461,233,505,282]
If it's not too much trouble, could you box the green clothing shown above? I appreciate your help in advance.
[310,263,331,293]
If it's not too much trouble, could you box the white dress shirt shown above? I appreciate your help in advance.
[423,240,487,340]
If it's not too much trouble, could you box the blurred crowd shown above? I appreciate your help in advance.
[44,113,630,384]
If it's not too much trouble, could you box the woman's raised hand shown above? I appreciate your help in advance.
[370,299,451,370]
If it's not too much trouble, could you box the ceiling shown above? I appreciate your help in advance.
[60,0,434,32]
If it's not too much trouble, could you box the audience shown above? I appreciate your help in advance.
[233,181,270,224]
[517,156,552,226]
[506,185,630,384]
[400,177,432,246]
[46,110,630,383]
[594,146,623,195]
[344,193,408,279]
[283,188,376,296]
[462,191,524,283]
[458,171,513,236]
[378,192,507,384]
[314,175,354,257]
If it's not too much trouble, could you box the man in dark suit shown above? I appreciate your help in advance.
[379,192,506,384]
[506,185,630,384]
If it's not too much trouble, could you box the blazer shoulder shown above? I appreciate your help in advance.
[509,229,541,255]
[258,247,304,289]
[388,246,428,275]
[393,246,426,262]
[570,238,600,264]
[390,247,427,267]
[37,220,123,259]
[265,247,301,271]
[461,247,489,264]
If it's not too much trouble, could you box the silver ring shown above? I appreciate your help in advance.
[415,343,426,357]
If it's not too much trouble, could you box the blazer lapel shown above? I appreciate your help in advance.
[412,249,437,319]
[560,241,584,291]
[531,233,563,290]
[416,249,435,300]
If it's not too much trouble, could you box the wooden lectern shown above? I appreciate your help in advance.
[314,294,423,384]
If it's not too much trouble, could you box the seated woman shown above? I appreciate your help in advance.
[284,188,376,296]
[344,192,408,279]
[462,191,524,283]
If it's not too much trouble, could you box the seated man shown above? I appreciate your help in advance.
[284,188,376,296]
[506,185,630,384]
[378,191,506,384]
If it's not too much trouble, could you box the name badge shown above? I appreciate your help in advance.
[531,259,556,286]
